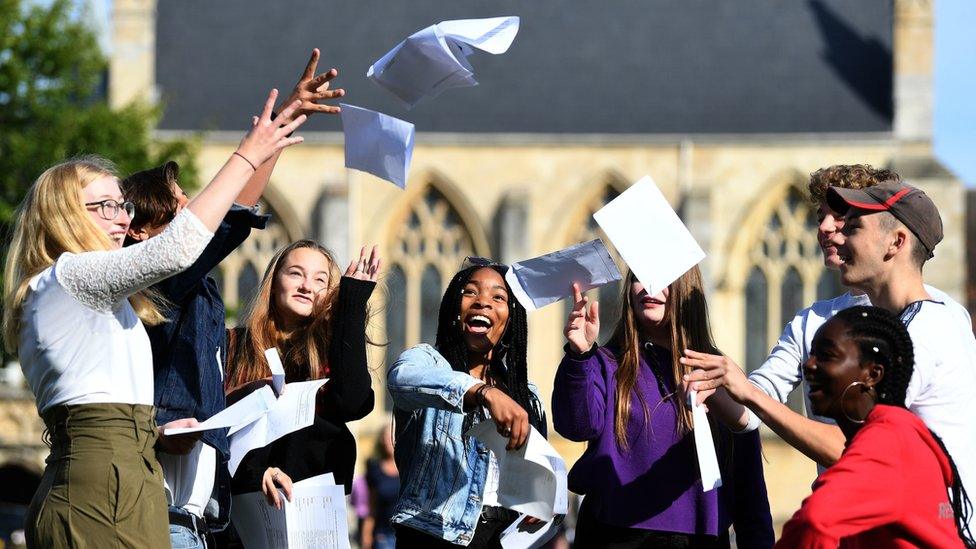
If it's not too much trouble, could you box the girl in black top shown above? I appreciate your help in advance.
[223,241,380,505]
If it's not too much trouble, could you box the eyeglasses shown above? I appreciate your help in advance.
[460,256,506,270]
[85,199,135,221]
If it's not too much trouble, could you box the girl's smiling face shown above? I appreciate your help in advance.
[458,267,510,354]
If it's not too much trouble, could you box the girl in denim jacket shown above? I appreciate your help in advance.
[388,263,547,548]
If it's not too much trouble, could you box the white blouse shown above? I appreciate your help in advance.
[18,209,214,413]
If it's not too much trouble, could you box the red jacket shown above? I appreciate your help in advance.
[777,405,964,548]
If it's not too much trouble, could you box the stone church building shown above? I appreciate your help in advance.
[0,0,964,531]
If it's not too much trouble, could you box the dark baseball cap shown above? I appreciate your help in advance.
[826,182,943,258]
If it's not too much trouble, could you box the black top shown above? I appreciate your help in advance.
[230,277,376,495]
[156,0,892,134]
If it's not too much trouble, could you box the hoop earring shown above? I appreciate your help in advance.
[840,381,876,424]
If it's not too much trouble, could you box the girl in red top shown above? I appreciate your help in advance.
[778,305,975,548]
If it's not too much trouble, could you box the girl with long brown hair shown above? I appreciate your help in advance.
[552,267,774,548]
[222,240,379,510]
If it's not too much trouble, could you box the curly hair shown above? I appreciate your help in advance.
[834,306,974,545]
[435,265,544,434]
[807,164,902,205]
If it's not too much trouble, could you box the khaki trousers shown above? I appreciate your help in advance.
[26,403,169,548]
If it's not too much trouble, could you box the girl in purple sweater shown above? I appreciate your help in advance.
[553,267,773,548]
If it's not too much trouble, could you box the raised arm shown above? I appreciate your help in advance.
[237,48,345,207]
[57,91,306,311]
[186,89,306,231]
[552,284,607,441]
[318,246,380,422]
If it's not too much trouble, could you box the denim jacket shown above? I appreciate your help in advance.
[148,205,268,530]
[387,344,545,546]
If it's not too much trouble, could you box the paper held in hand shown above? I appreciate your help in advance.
[231,473,350,549]
[592,175,705,296]
[504,239,622,311]
[229,378,328,476]
[367,16,520,108]
[340,104,415,189]
[689,390,723,491]
[465,420,568,521]
[265,347,286,396]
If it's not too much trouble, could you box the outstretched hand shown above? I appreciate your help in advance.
[278,48,345,121]
[680,349,751,404]
[344,245,381,282]
[564,283,599,354]
[236,89,307,168]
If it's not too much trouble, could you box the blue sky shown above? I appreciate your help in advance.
[935,0,976,186]
[87,0,974,184]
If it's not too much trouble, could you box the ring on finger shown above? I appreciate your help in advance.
[501,427,512,437]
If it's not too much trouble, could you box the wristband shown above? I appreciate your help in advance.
[475,384,492,408]
[232,151,257,171]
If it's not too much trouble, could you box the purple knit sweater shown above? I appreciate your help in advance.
[552,344,772,545]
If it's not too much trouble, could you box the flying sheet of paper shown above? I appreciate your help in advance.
[340,103,414,189]
[367,16,520,108]
[500,514,563,549]
[264,347,286,396]
[229,379,329,476]
[689,390,723,491]
[466,420,568,520]
[592,175,706,296]
[505,239,622,311]
[164,386,276,436]
[231,473,350,549]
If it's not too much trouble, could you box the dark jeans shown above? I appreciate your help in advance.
[573,498,730,549]
[394,507,518,549]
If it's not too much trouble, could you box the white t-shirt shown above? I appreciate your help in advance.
[900,301,976,505]
[748,284,970,422]
[160,442,218,518]
[17,210,212,413]
[747,286,976,501]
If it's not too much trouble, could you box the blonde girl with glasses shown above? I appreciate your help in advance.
[2,90,307,548]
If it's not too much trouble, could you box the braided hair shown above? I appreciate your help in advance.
[434,265,545,434]
[835,306,974,546]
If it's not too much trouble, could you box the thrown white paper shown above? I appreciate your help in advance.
[164,386,276,436]
[231,473,349,549]
[341,103,414,189]
[592,176,705,296]
[264,347,286,396]
[367,16,520,108]
[500,514,562,549]
[689,390,723,491]
[505,239,622,311]
[466,420,568,520]
[229,379,329,476]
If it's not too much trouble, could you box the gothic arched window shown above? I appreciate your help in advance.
[382,185,482,400]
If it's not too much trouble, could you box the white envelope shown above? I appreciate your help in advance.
[592,176,705,296]
[367,16,520,108]
[505,239,622,311]
[340,104,415,189]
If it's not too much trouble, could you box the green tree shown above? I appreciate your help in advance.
[0,0,197,361]
[0,0,199,227]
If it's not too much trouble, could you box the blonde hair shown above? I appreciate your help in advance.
[3,155,165,352]
[608,266,720,449]
[225,240,342,390]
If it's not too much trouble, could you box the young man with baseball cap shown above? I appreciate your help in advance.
[683,179,976,510]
